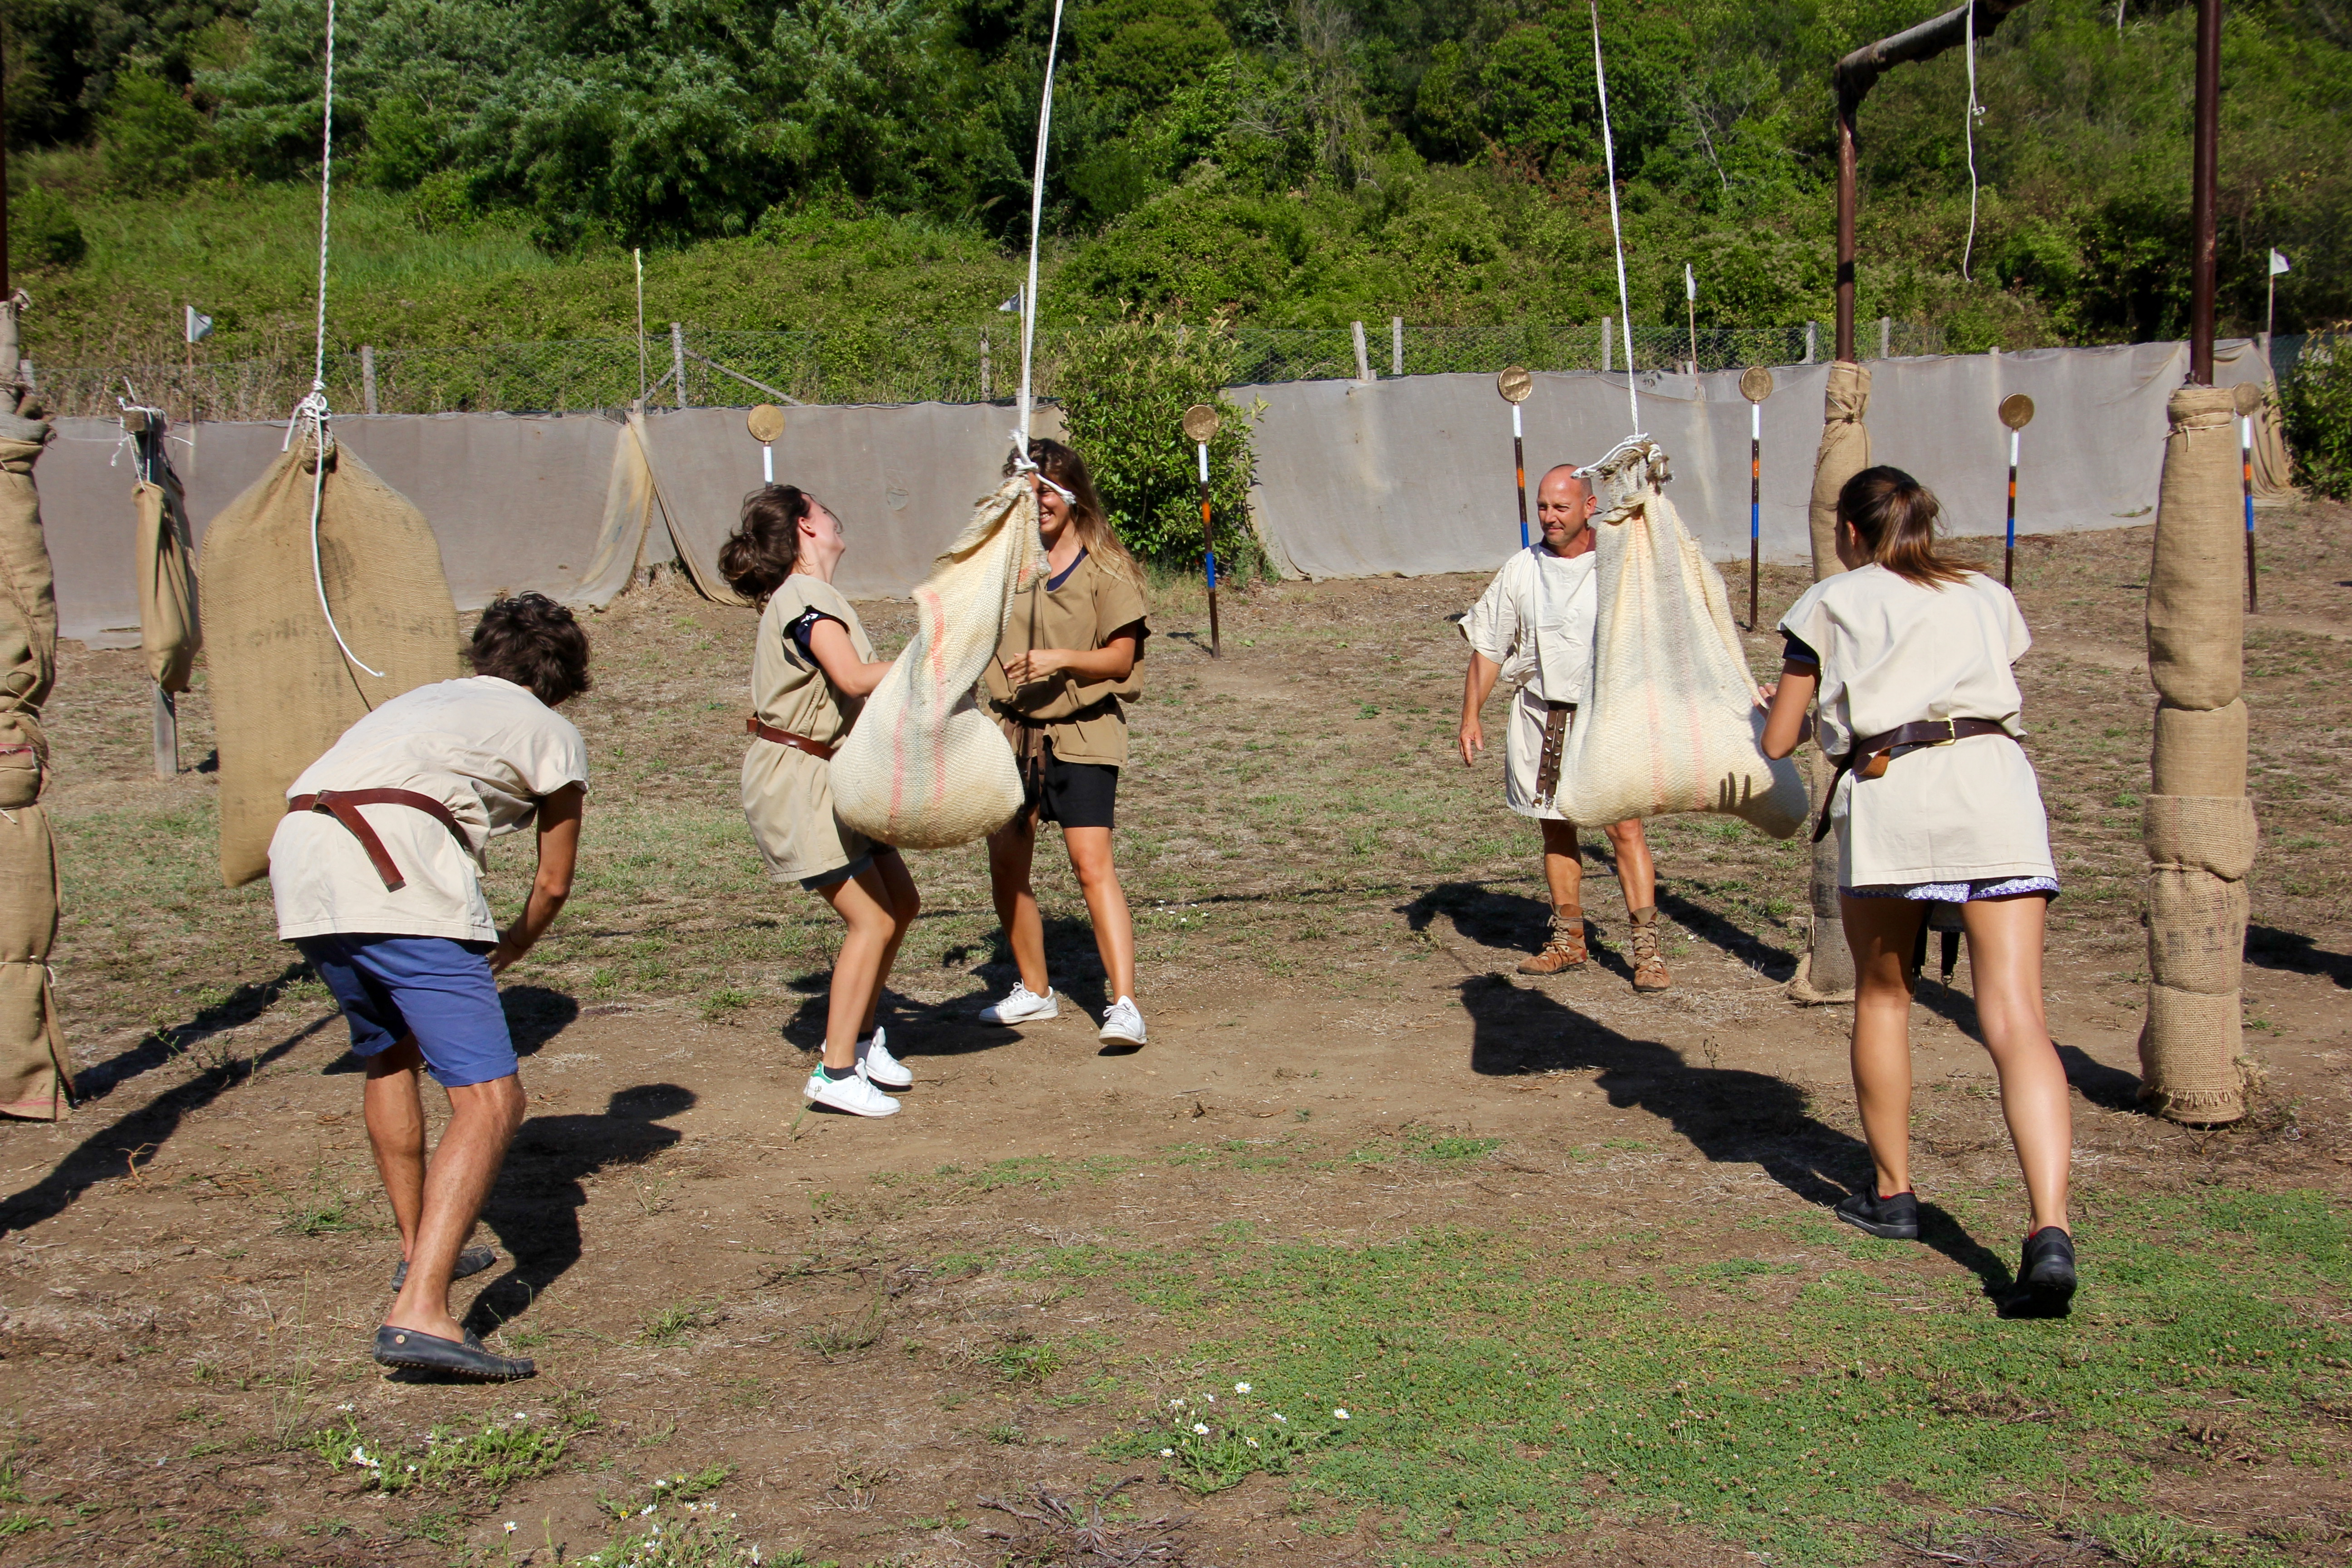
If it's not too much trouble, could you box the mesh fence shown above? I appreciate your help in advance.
[34,317,1957,419]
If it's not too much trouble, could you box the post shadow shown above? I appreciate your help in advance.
[2246,924,2351,989]
[68,960,315,1104]
[463,1083,694,1336]
[1405,885,2013,1301]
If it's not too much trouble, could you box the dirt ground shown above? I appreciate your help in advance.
[3,499,2349,1568]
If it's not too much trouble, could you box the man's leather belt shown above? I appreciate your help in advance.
[1813,718,2015,843]
[747,717,835,760]
[285,789,470,892]
[1534,699,1576,804]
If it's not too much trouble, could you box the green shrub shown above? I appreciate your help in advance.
[99,71,219,196]
[2282,334,2352,500]
[1053,316,1265,580]
[7,187,85,270]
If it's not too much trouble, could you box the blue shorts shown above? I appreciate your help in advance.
[297,934,518,1088]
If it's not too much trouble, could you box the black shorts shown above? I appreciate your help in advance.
[1029,746,1117,830]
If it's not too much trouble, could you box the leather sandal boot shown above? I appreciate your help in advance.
[1517,906,1588,975]
[1627,907,1672,992]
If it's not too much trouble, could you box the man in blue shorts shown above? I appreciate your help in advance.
[270,594,591,1381]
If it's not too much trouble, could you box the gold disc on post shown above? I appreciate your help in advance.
[1181,403,1222,444]
[1997,393,2036,431]
[1496,366,1533,404]
[2231,380,2264,417]
[746,404,788,443]
[1738,366,1774,404]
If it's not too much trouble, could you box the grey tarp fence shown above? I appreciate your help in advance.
[32,343,2278,645]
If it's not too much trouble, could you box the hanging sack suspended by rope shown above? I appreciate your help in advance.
[198,431,462,887]
[829,474,1041,850]
[1807,362,1872,577]
[1554,440,1809,838]
[2249,383,2294,500]
[136,454,201,693]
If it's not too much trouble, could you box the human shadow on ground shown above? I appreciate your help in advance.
[767,915,1115,1059]
[464,1083,693,1338]
[1404,878,1798,991]
[1406,887,2014,1302]
[2247,925,2351,989]
[0,1012,338,1235]
[69,961,314,1104]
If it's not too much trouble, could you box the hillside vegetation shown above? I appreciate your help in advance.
[4,0,2344,371]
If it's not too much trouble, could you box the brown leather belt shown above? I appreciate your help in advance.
[1534,700,1575,803]
[285,789,470,892]
[747,717,835,760]
[1813,718,2015,843]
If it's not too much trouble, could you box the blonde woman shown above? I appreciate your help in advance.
[978,439,1152,1047]
[723,485,921,1118]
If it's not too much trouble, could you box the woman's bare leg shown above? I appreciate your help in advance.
[1063,826,1136,1001]
[1959,893,2071,1235]
[859,849,921,1034]
[1840,895,1929,1200]
[986,811,1050,995]
[815,864,903,1072]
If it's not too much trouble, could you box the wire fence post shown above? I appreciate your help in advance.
[1351,321,1372,383]
[670,323,689,409]
[1878,317,1891,360]
[1390,317,1404,376]
[980,332,991,401]
[1601,316,1612,373]
[1804,322,1818,363]
[360,344,377,414]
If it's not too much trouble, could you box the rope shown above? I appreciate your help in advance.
[1588,0,1639,439]
[1012,0,1066,468]
[290,0,382,680]
[1961,0,1981,282]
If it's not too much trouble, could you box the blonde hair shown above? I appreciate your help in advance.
[1005,438,1142,588]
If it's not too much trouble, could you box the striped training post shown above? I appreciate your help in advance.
[2234,380,2262,612]
[1498,367,1533,550]
[1182,403,1223,657]
[1998,393,2035,588]
[1739,366,1774,629]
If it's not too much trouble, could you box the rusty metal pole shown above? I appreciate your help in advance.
[2189,0,2220,385]
[1835,97,1858,363]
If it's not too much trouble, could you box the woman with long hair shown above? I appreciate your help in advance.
[723,485,921,1118]
[977,439,1152,1048]
[1762,466,2075,1315]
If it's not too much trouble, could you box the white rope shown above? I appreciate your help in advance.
[1588,0,1639,439]
[1012,0,1066,467]
[292,0,382,680]
[1962,0,1981,282]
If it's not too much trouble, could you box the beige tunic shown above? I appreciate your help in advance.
[1460,545,1599,821]
[1779,564,2055,887]
[983,549,1149,767]
[743,576,876,881]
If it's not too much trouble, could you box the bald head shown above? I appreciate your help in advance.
[1535,464,1598,554]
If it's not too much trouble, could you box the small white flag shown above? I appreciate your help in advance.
[2269,249,2291,277]
[1685,263,1697,302]
[185,306,214,343]
[998,287,1023,314]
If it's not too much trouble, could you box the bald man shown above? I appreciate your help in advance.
[1457,465,1668,990]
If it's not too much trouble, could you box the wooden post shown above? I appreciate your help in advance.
[361,344,378,414]
[1351,321,1372,383]
[1879,316,1891,360]
[1804,321,1818,364]
[670,322,689,409]
[980,332,992,401]
[1600,316,1612,373]
[1390,316,1403,377]
[1182,404,1223,656]
[153,688,177,778]
[2188,0,2220,386]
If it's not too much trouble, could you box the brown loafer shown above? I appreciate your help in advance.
[1518,906,1588,975]
[1627,907,1672,993]
[372,1325,535,1382]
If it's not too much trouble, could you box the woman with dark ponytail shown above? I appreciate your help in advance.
[1760,466,2074,1316]
[725,485,920,1119]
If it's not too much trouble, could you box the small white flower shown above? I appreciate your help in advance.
[1245,1437,1260,1449]
[1160,1448,1174,1458]
[336,1403,354,1413]
[1334,1409,1350,1421]
[1204,1393,1215,1403]
[1192,1422,1210,1435]
[1235,1382,1251,1394]
[406,1464,418,1473]
[514,1411,529,1422]
[641,1505,656,1517]
[1271,1413,1287,1423]
[653,1479,668,1488]
[505,1522,518,1534]
[1169,1398,1184,1409]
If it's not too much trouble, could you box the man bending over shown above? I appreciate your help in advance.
[270,593,591,1381]
[1458,465,1669,991]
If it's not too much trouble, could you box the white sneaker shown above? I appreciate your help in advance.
[1098,996,1147,1046]
[979,982,1059,1025]
[857,1027,913,1089]
[803,1066,900,1117]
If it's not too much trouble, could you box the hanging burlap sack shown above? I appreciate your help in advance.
[0,405,69,1119]
[1556,442,1809,838]
[2151,699,2246,797]
[137,469,201,693]
[2249,385,2294,500]
[199,431,462,887]
[830,475,1040,850]
[1807,362,1871,578]
[2146,387,2242,712]
[575,416,662,608]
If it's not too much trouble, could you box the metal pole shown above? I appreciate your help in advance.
[2004,427,2020,588]
[1513,402,1529,550]
[1749,400,1762,629]
[1197,441,1220,657]
[2242,413,2258,612]
[153,687,177,778]
[2188,0,2220,385]
[1836,96,1858,362]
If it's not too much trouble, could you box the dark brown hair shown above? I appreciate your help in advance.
[1003,438,1141,587]
[470,593,592,706]
[1836,466,1973,588]
[719,485,818,601]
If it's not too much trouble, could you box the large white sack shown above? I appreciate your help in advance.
[1558,440,1809,838]
[830,474,1041,849]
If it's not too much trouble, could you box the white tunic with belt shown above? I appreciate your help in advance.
[1777,564,2056,892]
[1460,545,1598,822]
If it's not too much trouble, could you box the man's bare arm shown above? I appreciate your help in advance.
[1459,651,1502,767]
